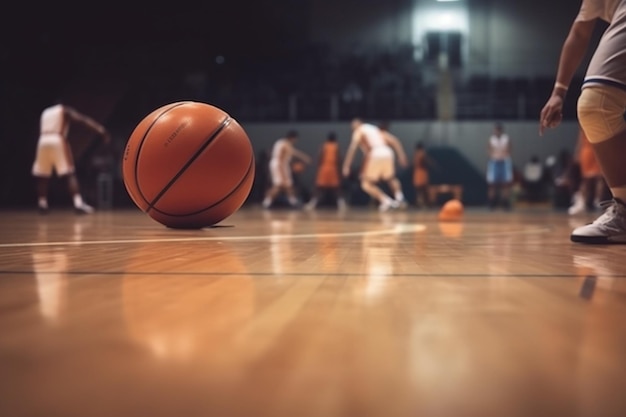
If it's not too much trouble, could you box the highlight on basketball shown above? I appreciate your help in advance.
[2,1,626,416]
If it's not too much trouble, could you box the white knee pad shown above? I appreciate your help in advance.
[577,87,626,143]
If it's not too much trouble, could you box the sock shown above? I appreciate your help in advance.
[611,187,626,204]
[73,194,84,208]
[288,196,299,206]
[394,191,405,201]
[38,198,48,209]
[262,197,272,207]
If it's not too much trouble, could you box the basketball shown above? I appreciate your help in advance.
[438,198,464,222]
[122,101,255,229]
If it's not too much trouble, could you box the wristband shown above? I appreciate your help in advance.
[554,82,568,91]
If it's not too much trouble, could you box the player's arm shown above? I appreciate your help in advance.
[292,148,312,164]
[65,106,110,143]
[383,132,408,167]
[342,132,361,177]
[539,18,596,135]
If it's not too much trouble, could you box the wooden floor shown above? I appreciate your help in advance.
[1,205,626,417]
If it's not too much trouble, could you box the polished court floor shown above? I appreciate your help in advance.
[1,206,625,417]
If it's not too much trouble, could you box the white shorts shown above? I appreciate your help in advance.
[269,159,292,187]
[363,148,395,181]
[32,143,74,177]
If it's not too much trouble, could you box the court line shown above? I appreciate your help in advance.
[0,223,555,249]
[0,224,427,248]
[1,270,625,278]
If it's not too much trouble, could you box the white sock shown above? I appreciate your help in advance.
[73,195,84,208]
[288,196,299,206]
[395,191,405,201]
[38,198,48,208]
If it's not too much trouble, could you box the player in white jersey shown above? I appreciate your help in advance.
[486,122,513,210]
[342,118,408,211]
[262,130,312,209]
[32,102,109,214]
[540,0,626,243]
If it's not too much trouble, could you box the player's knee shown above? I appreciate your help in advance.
[360,180,375,194]
[578,87,626,143]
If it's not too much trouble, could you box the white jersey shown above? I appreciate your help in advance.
[580,0,626,89]
[489,134,510,160]
[270,138,293,163]
[38,104,67,147]
[577,0,620,23]
[355,123,393,159]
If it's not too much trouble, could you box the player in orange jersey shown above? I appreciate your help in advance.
[305,131,347,210]
[412,141,435,208]
[569,128,606,214]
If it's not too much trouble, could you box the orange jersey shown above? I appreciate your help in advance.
[316,142,340,187]
[413,149,429,187]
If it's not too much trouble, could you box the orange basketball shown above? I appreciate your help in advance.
[122,101,255,229]
[438,199,464,222]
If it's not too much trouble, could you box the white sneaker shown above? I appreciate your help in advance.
[570,199,626,244]
[568,192,585,215]
[379,199,400,212]
[75,204,94,215]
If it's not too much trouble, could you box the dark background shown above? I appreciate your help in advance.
[0,0,597,208]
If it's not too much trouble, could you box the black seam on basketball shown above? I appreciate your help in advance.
[133,102,191,207]
[146,116,233,213]
[150,152,254,217]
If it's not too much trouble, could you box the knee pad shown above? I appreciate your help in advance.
[578,87,626,143]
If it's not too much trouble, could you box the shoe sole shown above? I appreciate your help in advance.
[570,235,626,244]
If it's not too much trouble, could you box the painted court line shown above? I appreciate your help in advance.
[0,224,427,248]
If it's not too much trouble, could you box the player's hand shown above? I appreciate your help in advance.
[539,95,564,136]
[102,130,111,144]
[342,167,350,177]
[399,156,408,168]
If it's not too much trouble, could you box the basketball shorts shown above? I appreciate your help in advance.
[363,151,395,182]
[269,159,292,187]
[32,142,74,177]
[486,159,512,184]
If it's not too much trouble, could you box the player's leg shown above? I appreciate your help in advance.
[486,160,497,209]
[380,156,406,207]
[500,159,513,210]
[55,145,93,214]
[362,157,397,211]
[335,186,347,210]
[305,187,320,210]
[360,179,397,211]
[32,145,54,213]
[573,85,626,242]
[263,160,284,208]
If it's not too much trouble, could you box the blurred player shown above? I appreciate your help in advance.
[486,122,513,210]
[540,0,626,243]
[305,131,347,211]
[412,141,434,208]
[568,128,605,215]
[342,118,408,212]
[262,130,312,209]
[32,102,109,214]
